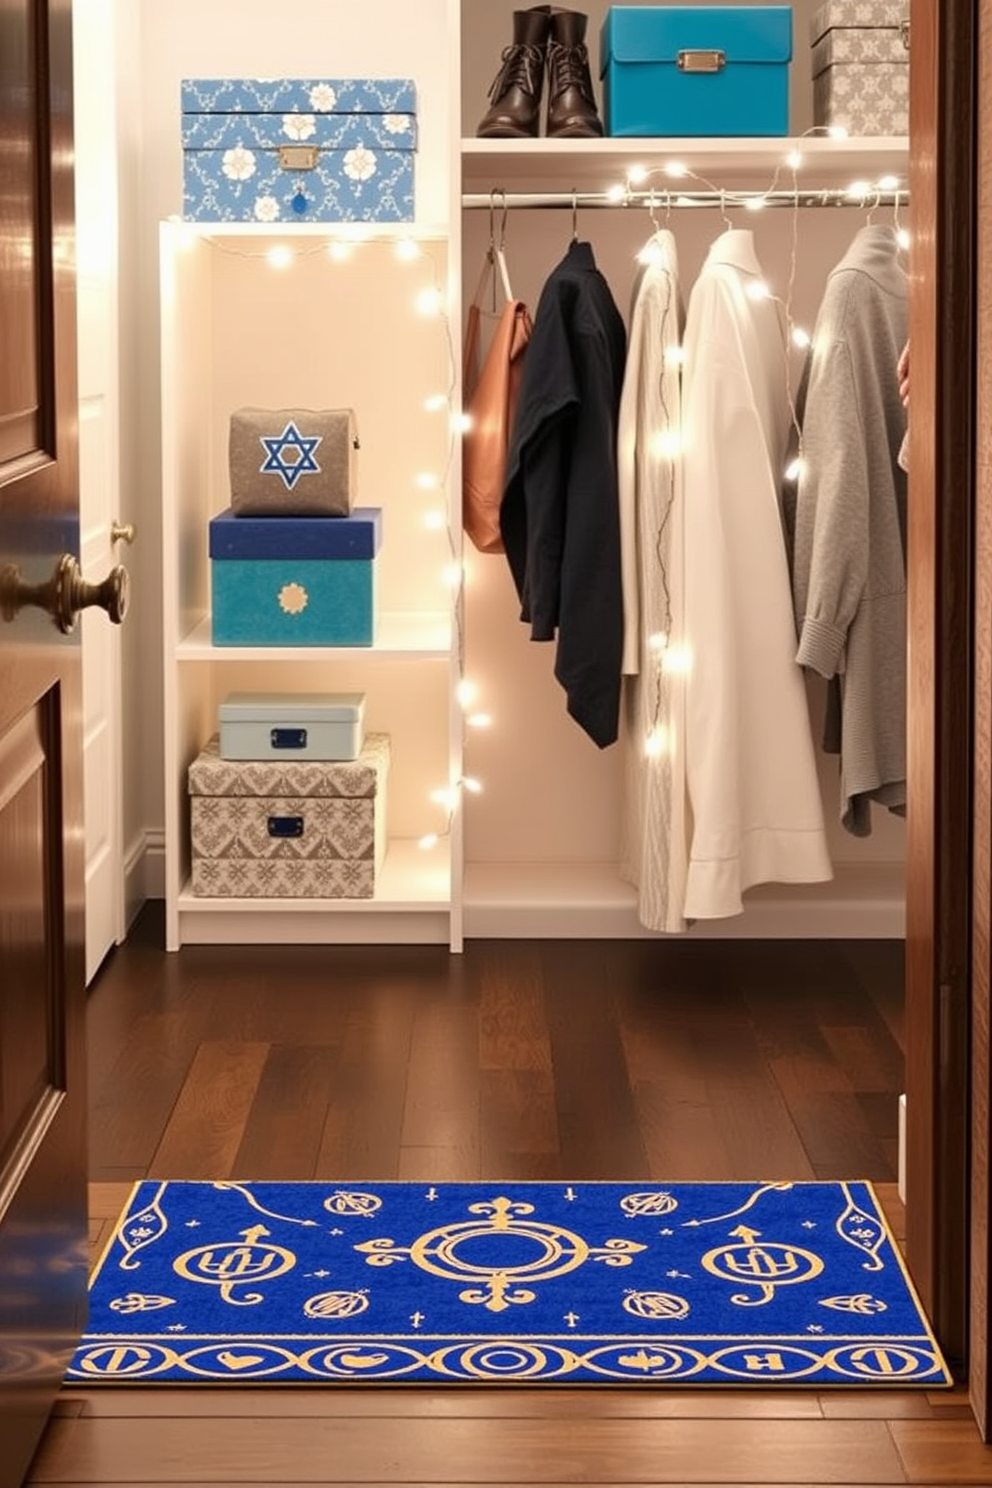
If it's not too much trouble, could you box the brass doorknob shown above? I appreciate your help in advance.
[111,521,136,545]
[0,554,129,633]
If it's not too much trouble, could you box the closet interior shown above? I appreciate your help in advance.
[152,0,910,952]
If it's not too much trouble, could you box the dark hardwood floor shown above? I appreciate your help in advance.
[27,907,991,1486]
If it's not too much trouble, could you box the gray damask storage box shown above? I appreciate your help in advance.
[810,1,910,137]
[188,731,389,899]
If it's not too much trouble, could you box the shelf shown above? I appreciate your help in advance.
[461,135,910,193]
[172,839,453,946]
[163,217,451,243]
[463,861,906,940]
[176,612,452,660]
[181,837,451,910]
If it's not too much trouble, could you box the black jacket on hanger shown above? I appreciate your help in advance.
[499,239,627,748]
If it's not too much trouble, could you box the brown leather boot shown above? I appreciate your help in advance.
[546,9,604,138]
[476,6,552,139]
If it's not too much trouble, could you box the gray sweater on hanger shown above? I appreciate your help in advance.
[791,223,909,837]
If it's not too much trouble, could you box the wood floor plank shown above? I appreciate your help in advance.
[26,1414,908,1484]
[234,1045,339,1180]
[479,1066,560,1175]
[543,944,651,1180]
[55,1385,828,1419]
[692,1016,816,1181]
[148,1041,270,1178]
[886,1418,992,1482]
[400,998,480,1156]
[313,990,417,1180]
[475,942,552,1074]
[88,1011,204,1178]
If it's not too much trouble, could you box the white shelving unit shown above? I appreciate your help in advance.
[160,220,462,950]
[461,135,910,192]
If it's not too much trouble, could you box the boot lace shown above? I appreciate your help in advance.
[547,40,595,104]
[488,42,544,102]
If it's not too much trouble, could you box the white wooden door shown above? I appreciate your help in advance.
[73,0,127,983]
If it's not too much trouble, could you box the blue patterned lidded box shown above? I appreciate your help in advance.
[181,78,417,224]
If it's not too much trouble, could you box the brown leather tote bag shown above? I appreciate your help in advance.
[462,246,532,554]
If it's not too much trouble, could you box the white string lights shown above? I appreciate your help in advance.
[193,224,475,855]
[601,139,909,761]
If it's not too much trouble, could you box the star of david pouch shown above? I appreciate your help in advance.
[229,407,359,516]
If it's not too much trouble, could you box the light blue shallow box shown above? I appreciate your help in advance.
[219,692,366,761]
[182,78,417,224]
[599,7,792,137]
[209,507,383,646]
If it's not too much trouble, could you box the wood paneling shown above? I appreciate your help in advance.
[971,0,992,1442]
[905,0,975,1374]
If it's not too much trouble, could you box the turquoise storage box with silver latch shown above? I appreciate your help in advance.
[181,77,417,224]
[599,7,792,137]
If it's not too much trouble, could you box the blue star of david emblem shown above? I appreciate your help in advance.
[259,421,323,490]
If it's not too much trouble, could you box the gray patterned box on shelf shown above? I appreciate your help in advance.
[810,2,909,137]
[181,78,417,224]
[188,731,389,899]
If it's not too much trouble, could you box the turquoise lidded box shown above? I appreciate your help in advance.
[209,507,383,646]
[599,7,792,137]
[182,78,417,223]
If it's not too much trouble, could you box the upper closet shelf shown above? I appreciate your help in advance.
[461,136,909,194]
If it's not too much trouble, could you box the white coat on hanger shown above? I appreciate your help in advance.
[680,228,832,919]
[617,227,691,934]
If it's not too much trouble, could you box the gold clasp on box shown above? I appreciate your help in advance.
[677,48,726,73]
[278,145,319,170]
[900,19,910,50]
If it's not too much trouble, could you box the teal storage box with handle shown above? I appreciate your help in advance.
[209,506,382,646]
[599,6,792,137]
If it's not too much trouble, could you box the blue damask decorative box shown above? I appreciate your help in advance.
[182,78,417,224]
[208,506,383,646]
[599,7,792,137]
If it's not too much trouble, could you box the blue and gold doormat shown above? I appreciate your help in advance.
[68,1179,951,1386]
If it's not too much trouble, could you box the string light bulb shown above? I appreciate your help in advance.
[645,725,668,759]
[415,285,444,316]
[266,245,293,270]
[394,236,421,261]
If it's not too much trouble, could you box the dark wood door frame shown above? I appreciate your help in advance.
[970,0,992,1440]
[905,0,975,1383]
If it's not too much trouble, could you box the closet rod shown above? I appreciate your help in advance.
[462,187,907,210]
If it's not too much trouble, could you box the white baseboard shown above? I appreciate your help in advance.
[123,828,165,930]
[898,1092,907,1206]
